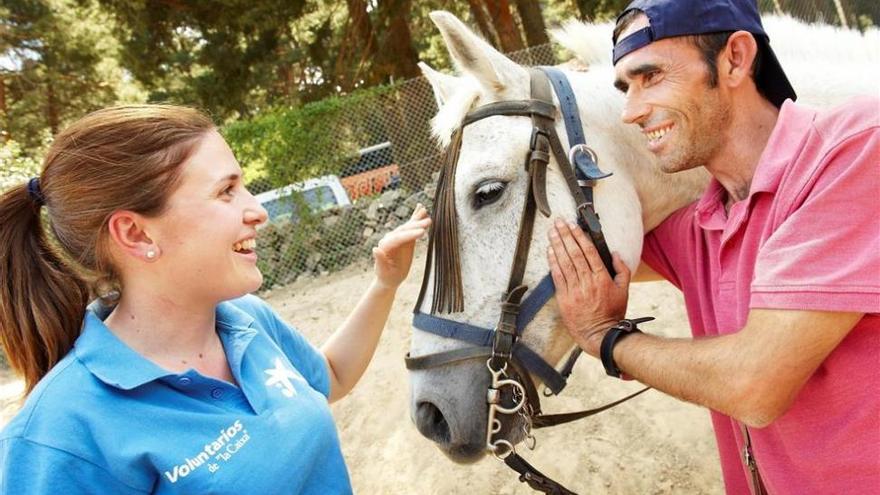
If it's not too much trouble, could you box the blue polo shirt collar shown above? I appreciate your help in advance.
[75,301,258,390]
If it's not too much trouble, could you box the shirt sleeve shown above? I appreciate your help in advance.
[0,438,147,495]
[238,295,332,397]
[641,202,699,290]
[751,127,880,313]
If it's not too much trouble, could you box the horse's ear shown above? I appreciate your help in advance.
[419,62,460,108]
[429,11,527,96]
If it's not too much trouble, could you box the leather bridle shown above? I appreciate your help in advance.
[407,67,648,494]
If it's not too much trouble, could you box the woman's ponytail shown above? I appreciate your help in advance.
[0,181,89,394]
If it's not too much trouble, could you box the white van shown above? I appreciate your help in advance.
[255,175,351,224]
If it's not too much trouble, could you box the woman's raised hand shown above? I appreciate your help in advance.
[373,204,431,290]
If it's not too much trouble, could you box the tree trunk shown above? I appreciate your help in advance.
[346,0,374,50]
[345,0,377,62]
[46,75,59,136]
[379,0,420,81]
[483,0,525,53]
[466,0,499,47]
[0,74,7,142]
[514,0,549,46]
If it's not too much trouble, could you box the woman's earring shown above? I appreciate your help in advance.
[146,250,157,260]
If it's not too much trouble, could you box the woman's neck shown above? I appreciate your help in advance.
[103,293,234,382]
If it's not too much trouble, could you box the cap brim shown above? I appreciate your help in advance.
[754,36,796,108]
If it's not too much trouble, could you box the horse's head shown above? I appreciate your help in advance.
[406,11,653,463]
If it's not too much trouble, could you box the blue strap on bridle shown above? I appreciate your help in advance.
[412,274,566,393]
[540,66,612,183]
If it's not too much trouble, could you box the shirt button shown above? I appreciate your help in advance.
[211,388,224,399]
[178,377,192,386]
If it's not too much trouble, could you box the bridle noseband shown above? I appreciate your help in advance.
[408,67,649,494]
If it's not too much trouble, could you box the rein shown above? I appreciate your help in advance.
[408,67,649,494]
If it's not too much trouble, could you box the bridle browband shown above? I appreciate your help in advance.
[408,67,648,494]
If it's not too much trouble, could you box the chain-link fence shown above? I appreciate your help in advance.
[248,2,873,290]
[254,43,559,289]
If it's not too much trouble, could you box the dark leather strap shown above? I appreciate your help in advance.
[545,130,616,277]
[491,69,557,369]
[404,347,491,369]
[532,386,650,428]
[600,317,654,378]
[504,453,578,495]
[463,100,556,126]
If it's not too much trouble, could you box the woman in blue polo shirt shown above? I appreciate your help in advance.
[0,105,431,494]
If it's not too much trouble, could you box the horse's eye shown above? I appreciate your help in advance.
[472,180,507,209]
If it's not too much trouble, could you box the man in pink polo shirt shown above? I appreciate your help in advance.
[546,0,879,494]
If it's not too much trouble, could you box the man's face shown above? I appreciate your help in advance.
[613,16,730,174]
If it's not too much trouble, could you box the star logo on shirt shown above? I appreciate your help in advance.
[264,357,306,397]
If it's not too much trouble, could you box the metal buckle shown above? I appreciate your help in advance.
[568,143,598,167]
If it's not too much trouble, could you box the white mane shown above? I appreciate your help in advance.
[552,15,880,68]
[429,79,480,147]
[430,15,880,147]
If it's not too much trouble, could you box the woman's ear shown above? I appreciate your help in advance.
[107,211,161,262]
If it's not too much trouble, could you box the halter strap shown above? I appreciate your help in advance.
[462,99,556,127]
[540,67,611,182]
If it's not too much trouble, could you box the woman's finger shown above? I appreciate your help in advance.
[409,203,429,220]
[378,228,425,251]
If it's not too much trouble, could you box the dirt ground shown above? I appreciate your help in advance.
[0,247,723,494]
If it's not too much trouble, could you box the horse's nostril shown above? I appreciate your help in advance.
[415,401,451,444]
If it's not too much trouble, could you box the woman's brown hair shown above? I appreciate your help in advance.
[0,105,214,394]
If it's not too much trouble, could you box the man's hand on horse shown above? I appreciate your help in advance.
[373,203,431,290]
[547,219,631,357]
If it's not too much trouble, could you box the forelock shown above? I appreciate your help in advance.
[430,78,481,147]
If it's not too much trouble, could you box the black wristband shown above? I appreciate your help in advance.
[600,317,654,378]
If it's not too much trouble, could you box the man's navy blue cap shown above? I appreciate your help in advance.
[612,0,796,108]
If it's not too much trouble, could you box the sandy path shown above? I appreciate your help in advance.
[263,248,723,494]
[0,247,723,494]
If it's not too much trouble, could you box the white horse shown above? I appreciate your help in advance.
[408,10,879,467]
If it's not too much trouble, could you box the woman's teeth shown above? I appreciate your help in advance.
[233,238,256,252]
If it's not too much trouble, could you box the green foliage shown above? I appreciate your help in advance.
[0,138,44,193]
[223,84,394,188]
[1,0,146,153]
[98,0,308,119]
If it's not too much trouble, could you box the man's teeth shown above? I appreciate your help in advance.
[233,238,256,252]
[646,126,672,141]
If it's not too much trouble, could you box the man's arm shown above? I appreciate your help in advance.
[612,308,861,427]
